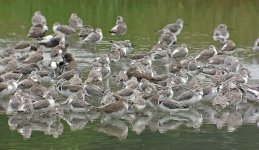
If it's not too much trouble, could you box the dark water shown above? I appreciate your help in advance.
[0,0,259,149]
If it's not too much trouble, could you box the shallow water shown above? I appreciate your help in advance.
[0,0,259,149]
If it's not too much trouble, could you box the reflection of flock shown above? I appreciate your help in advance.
[7,103,259,139]
[0,11,259,139]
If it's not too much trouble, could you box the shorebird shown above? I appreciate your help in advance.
[6,89,24,114]
[62,90,93,113]
[55,68,81,81]
[108,44,122,62]
[0,74,22,97]
[158,29,177,47]
[110,40,132,55]
[151,48,170,61]
[38,33,66,48]
[13,63,39,75]
[56,79,82,97]
[14,41,37,55]
[96,95,129,118]
[90,54,110,68]
[110,16,127,36]
[83,75,104,97]
[53,22,76,35]
[175,87,203,105]
[22,45,44,64]
[17,79,35,91]
[63,53,78,71]
[83,28,103,44]
[253,38,259,52]
[2,59,19,73]
[159,18,184,36]
[171,43,188,61]
[213,24,229,43]
[88,66,103,80]
[158,95,189,114]
[138,78,156,91]
[27,24,48,39]
[115,88,137,101]
[79,25,94,39]
[208,55,226,65]
[31,11,47,26]
[130,94,146,112]
[150,40,169,52]
[240,83,259,102]
[0,47,15,58]
[69,13,83,30]
[100,90,116,106]
[33,94,55,112]
[123,76,139,88]
[195,45,217,62]
[214,82,242,109]
[43,85,59,100]
[102,63,111,79]
[30,81,46,100]
[202,83,218,100]
[17,97,34,115]
[0,72,22,82]
[219,39,236,55]
[110,40,132,50]
[225,82,243,109]
[69,74,83,85]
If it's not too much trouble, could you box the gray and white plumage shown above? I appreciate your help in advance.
[31,11,47,26]
[17,97,34,114]
[83,28,103,44]
[110,16,127,36]
[27,24,48,39]
[53,22,76,35]
[38,33,65,48]
[69,13,83,29]
[175,88,203,105]
[195,45,217,62]
[158,29,177,47]
[213,24,229,43]
[171,44,188,61]
[100,90,116,106]
[130,94,146,112]
[56,81,82,97]
[0,77,21,97]
[83,75,104,97]
[6,90,24,114]
[33,95,55,112]
[160,18,184,36]
[63,90,93,113]
[108,44,122,62]
[158,95,189,113]
[90,54,110,68]
[219,39,236,55]
[22,45,44,64]
[240,83,259,102]
[96,97,128,118]
[79,25,94,39]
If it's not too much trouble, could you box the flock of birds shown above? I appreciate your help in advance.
[0,11,259,139]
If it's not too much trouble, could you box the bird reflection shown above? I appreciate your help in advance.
[95,119,128,140]
[62,112,89,131]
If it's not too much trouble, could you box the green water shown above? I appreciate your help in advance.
[0,0,259,149]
